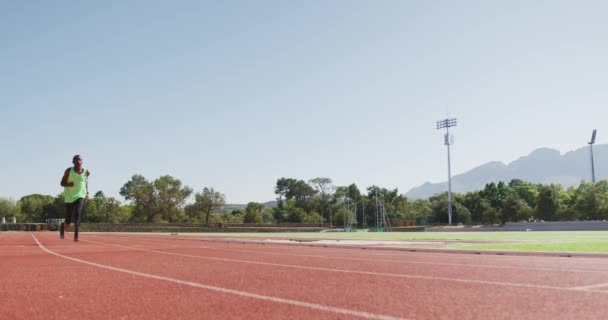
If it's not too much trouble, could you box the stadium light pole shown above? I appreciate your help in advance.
[588,129,597,183]
[436,118,457,225]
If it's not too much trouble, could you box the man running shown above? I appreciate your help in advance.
[60,155,90,241]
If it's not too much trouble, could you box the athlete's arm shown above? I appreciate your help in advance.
[85,170,91,200]
[60,168,74,187]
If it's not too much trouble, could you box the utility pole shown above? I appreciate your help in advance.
[588,129,597,183]
[436,118,457,225]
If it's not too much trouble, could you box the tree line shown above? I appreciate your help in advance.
[1,175,607,226]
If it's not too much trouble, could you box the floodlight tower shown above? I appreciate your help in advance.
[588,129,597,183]
[436,118,457,225]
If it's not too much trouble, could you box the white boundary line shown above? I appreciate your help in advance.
[100,233,608,265]
[572,283,608,290]
[200,247,608,273]
[77,236,608,294]
[90,234,608,274]
[31,234,405,320]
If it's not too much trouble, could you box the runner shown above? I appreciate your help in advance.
[59,155,90,241]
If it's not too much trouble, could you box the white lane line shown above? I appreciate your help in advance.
[88,235,210,249]
[572,283,608,290]
[78,236,608,294]
[31,234,404,320]
[227,247,607,273]
[99,234,608,266]
[89,234,608,274]
[210,249,608,273]
[92,234,608,273]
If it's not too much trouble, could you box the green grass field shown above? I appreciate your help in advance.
[452,242,608,253]
[173,230,608,253]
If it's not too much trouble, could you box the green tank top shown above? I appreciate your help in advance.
[64,167,88,203]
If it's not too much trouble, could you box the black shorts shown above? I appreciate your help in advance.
[65,198,84,226]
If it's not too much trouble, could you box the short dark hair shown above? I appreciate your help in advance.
[73,155,81,161]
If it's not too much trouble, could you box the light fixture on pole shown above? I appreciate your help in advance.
[588,129,597,183]
[436,118,457,225]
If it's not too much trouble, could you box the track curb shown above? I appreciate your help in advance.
[102,233,608,259]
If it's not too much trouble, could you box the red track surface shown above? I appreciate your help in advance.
[2,232,608,319]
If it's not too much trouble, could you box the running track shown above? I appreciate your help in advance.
[2,232,608,319]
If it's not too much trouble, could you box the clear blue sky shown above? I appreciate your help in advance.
[2,1,607,203]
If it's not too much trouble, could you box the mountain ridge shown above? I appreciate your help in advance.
[405,144,607,199]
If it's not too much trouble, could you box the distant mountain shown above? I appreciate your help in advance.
[405,145,607,199]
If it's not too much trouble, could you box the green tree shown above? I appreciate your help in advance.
[366,186,399,203]
[18,194,54,222]
[516,206,534,222]
[508,179,526,188]
[512,182,540,209]
[184,203,200,223]
[119,174,192,223]
[260,208,275,224]
[274,177,297,208]
[430,193,471,224]
[480,182,509,212]
[0,198,20,221]
[153,175,193,222]
[481,207,501,224]
[272,208,286,224]
[105,198,130,223]
[120,175,156,222]
[461,191,491,223]
[192,188,225,226]
[358,197,370,228]
[347,183,362,202]
[83,191,105,222]
[243,202,265,224]
[390,195,413,219]
[333,183,363,225]
[557,206,578,221]
[283,199,307,223]
[454,202,472,224]
[308,177,335,224]
[302,211,323,223]
[411,199,432,219]
[274,177,317,212]
[47,194,66,220]
[281,199,322,223]
[333,186,348,202]
[222,210,244,223]
[502,193,531,223]
[535,184,563,221]
[84,191,130,223]
[333,184,364,226]
[563,184,582,209]
[574,183,608,220]
[332,207,351,227]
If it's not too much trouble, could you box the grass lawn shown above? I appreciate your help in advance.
[453,242,608,253]
[173,230,608,253]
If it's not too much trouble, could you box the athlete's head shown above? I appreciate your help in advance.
[72,155,83,168]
